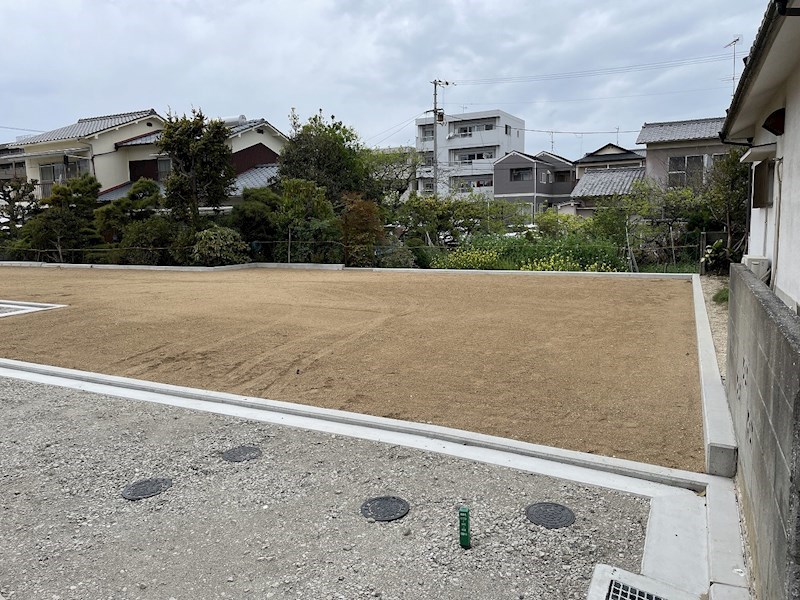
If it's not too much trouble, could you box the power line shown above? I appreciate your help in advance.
[441,86,730,107]
[0,125,45,133]
[453,53,731,86]
[514,126,640,135]
[365,111,428,145]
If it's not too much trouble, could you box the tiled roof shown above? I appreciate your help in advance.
[233,164,279,195]
[636,117,725,145]
[116,131,162,147]
[115,118,285,148]
[18,110,159,145]
[571,167,645,198]
[98,164,279,202]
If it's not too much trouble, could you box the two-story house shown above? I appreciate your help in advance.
[636,117,728,188]
[574,143,646,180]
[492,150,576,212]
[12,109,286,201]
[415,109,524,197]
[0,144,27,183]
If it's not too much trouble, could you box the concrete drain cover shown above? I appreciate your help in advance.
[122,478,172,501]
[361,496,410,522]
[222,445,262,463]
[525,502,575,529]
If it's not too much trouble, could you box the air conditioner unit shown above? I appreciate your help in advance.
[743,255,771,280]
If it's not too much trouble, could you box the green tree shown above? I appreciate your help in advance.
[95,178,163,242]
[276,178,341,262]
[191,225,250,266]
[118,215,176,265]
[159,109,235,230]
[701,147,750,263]
[0,178,39,236]
[17,175,102,262]
[279,109,366,209]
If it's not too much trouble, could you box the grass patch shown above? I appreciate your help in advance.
[712,287,729,304]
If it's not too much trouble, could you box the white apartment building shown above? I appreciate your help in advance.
[415,109,525,197]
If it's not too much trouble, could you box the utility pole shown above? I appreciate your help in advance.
[431,79,451,197]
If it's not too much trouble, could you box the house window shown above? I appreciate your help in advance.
[422,179,434,193]
[505,124,511,135]
[420,126,434,142]
[668,155,704,187]
[157,157,172,181]
[457,126,473,138]
[555,171,569,183]
[540,171,553,184]
[510,167,533,182]
[39,158,90,183]
[454,150,494,164]
[752,159,775,209]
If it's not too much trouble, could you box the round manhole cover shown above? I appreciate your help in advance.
[361,496,410,522]
[122,478,172,501]
[525,502,575,529]
[221,445,262,463]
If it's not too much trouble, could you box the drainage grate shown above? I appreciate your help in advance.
[122,478,172,501]
[606,579,666,600]
[525,502,575,529]
[586,565,700,600]
[221,445,262,463]
[361,496,410,522]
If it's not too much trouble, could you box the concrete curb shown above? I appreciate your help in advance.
[0,357,710,493]
[692,275,738,477]
[0,261,344,272]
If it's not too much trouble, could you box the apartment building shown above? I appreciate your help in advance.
[415,109,524,197]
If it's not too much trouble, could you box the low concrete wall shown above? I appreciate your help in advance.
[728,264,800,600]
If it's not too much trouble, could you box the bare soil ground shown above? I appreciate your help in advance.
[0,267,703,470]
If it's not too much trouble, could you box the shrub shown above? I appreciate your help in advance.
[431,248,502,270]
[378,244,417,268]
[712,286,729,304]
[119,216,176,265]
[190,226,250,266]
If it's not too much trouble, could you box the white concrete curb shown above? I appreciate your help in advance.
[0,261,344,272]
[0,358,749,596]
[692,275,738,477]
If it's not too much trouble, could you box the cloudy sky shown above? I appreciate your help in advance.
[3,0,768,160]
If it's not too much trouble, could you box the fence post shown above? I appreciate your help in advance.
[699,231,707,275]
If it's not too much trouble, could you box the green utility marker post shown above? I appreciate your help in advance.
[458,506,471,549]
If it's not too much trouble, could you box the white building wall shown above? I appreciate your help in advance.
[746,66,800,309]
[415,110,525,197]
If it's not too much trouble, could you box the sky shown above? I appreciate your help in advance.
[2,0,769,161]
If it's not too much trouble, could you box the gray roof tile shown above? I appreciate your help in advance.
[18,110,159,145]
[115,118,285,148]
[571,167,645,198]
[233,164,279,195]
[636,117,725,144]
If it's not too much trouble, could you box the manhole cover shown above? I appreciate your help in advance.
[221,445,262,463]
[525,502,575,529]
[361,496,410,522]
[122,478,172,501]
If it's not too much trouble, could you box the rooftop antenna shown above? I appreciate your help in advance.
[724,35,742,97]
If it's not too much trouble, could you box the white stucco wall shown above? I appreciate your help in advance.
[747,64,800,309]
[229,128,284,154]
[775,64,800,307]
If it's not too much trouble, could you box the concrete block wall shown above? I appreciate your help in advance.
[727,264,800,600]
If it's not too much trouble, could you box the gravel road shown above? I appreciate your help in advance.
[0,377,649,600]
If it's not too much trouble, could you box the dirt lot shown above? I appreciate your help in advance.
[0,267,702,470]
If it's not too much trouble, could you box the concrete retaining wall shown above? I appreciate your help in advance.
[728,264,800,599]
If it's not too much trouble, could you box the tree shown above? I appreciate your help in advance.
[279,109,366,209]
[361,147,419,202]
[341,193,384,266]
[702,147,750,263]
[159,109,235,230]
[0,178,39,236]
[94,178,163,242]
[18,175,102,262]
[276,178,341,262]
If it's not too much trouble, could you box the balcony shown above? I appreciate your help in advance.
[0,166,26,180]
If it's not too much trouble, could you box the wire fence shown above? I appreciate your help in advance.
[0,231,725,272]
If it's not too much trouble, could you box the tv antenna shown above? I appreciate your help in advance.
[724,35,742,97]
